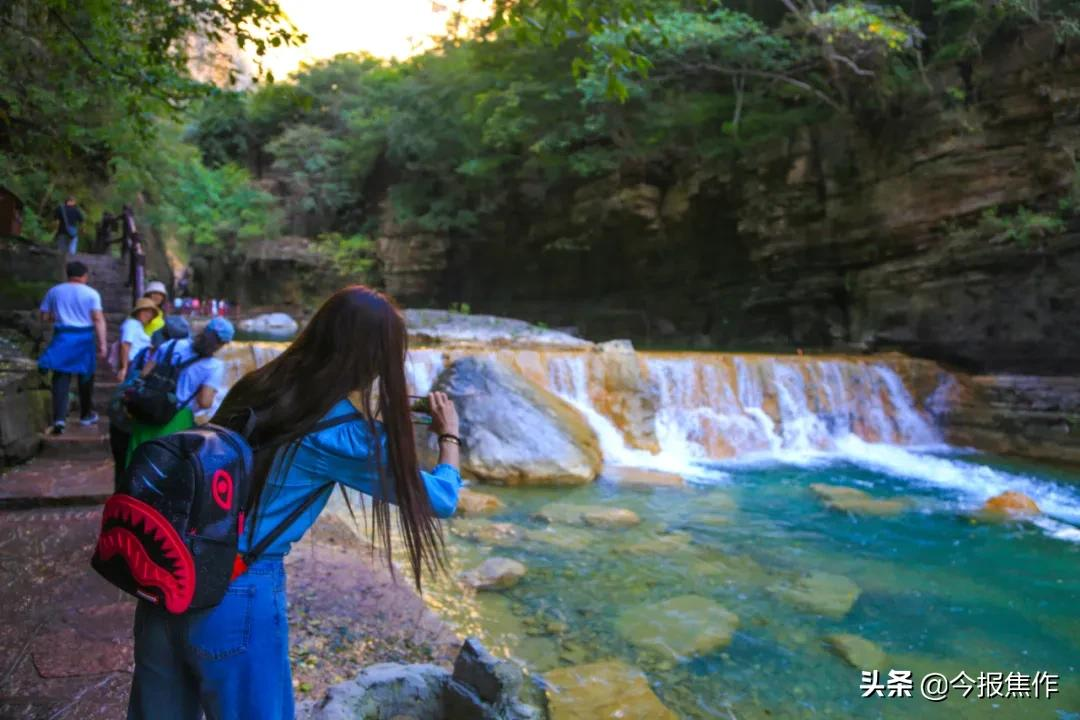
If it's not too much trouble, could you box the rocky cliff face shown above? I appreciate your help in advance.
[424,30,1079,380]
[188,236,355,310]
[944,374,1080,465]
[732,28,1079,375]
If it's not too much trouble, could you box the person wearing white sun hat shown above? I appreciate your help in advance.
[142,280,169,336]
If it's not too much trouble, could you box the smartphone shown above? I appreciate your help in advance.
[409,395,433,425]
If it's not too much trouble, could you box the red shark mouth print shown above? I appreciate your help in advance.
[96,495,195,614]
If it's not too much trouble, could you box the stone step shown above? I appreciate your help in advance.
[39,423,110,461]
[0,456,113,508]
[93,381,119,407]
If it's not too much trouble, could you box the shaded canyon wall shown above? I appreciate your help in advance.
[416,30,1079,378]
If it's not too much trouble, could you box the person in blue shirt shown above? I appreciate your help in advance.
[125,316,234,466]
[125,286,462,720]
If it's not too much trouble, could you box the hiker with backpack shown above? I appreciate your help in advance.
[54,196,83,255]
[107,316,191,489]
[99,285,461,720]
[122,316,234,466]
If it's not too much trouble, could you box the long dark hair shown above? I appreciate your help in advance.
[213,286,444,590]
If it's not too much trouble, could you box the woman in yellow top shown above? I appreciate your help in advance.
[142,280,168,336]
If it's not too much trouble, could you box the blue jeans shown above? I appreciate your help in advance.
[56,232,77,255]
[127,558,294,720]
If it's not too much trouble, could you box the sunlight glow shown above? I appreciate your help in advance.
[254,0,492,78]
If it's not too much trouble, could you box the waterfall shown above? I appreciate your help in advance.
[217,341,1080,541]
[219,342,950,466]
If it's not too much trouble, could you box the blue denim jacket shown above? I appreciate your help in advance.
[238,398,461,557]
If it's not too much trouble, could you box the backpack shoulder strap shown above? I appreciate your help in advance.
[241,410,364,566]
[156,339,178,366]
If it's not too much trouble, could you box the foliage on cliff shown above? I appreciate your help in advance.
[0,0,300,244]
[182,0,1077,253]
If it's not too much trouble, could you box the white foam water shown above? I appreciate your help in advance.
[546,355,730,483]
[834,435,1080,528]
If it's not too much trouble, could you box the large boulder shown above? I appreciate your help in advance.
[433,357,602,485]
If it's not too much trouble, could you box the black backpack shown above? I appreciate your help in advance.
[121,340,201,426]
[91,412,361,614]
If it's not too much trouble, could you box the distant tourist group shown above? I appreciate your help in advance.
[38,261,234,478]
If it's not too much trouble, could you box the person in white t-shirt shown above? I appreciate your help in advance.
[38,261,108,434]
[116,298,157,381]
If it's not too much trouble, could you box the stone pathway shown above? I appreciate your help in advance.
[0,506,133,719]
[0,505,462,719]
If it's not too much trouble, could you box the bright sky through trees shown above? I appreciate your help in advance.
[255,0,491,76]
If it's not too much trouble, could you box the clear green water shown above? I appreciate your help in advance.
[423,455,1080,719]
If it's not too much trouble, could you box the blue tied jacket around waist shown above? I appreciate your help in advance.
[238,398,462,558]
[38,325,97,376]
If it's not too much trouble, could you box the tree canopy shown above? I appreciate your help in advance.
[2,0,1076,264]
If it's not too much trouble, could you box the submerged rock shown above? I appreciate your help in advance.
[601,466,686,488]
[614,595,739,660]
[825,633,887,669]
[450,519,522,546]
[769,571,862,619]
[534,503,640,528]
[810,483,909,516]
[456,488,505,515]
[433,357,602,485]
[982,490,1040,518]
[614,531,694,557]
[543,660,678,720]
[461,557,527,590]
[582,508,641,529]
[521,526,595,551]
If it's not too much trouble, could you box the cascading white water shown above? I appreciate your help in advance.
[638,355,943,463]
[218,340,1080,540]
[222,343,944,463]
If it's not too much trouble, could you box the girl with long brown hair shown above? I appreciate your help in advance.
[126,286,462,720]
